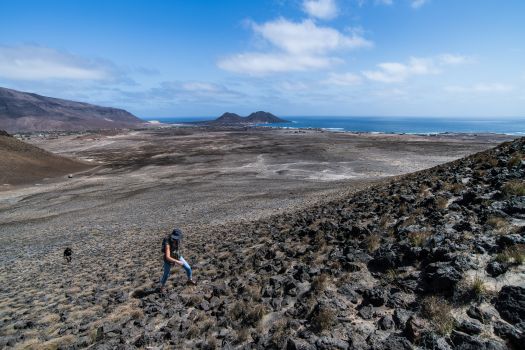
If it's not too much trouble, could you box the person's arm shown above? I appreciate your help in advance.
[165,244,184,265]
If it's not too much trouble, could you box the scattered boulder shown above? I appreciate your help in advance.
[495,286,525,325]
[486,261,509,277]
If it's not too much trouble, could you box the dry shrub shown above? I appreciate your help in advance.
[270,319,288,348]
[235,327,250,344]
[228,301,245,324]
[311,306,336,333]
[470,276,487,297]
[502,180,525,196]
[445,182,465,195]
[457,275,487,299]
[39,313,60,325]
[311,274,328,293]
[245,304,267,326]
[497,245,525,265]
[385,269,399,283]
[508,153,523,168]
[185,324,200,339]
[486,216,508,231]
[246,285,262,302]
[436,197,448,209]
[39,335,76,350]
[228,301,266,327]
[366,234,381,253]
[408,231,431,247]
[107,303,143,322]
[398,203,408,215]
[421,296,455,335]
[379,215,389,229]
[204,336,218,350]
[476,154,499,168]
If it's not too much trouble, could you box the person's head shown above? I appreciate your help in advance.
[170,228,182,244]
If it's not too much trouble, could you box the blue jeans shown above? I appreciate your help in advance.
[160,256,192,286]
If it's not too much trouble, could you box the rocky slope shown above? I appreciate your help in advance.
[129,138,525,349]
[1,138,523,349]
[0,130,92,187]
[0,87,143,132]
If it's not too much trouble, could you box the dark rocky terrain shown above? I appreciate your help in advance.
[0,87,144,132]
[127,138,524,350]
[1,134,523,349]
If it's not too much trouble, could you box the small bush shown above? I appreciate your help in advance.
[385,269,399,283]
[446,182,465,195]
[366,234,381,253]
[470,276,486,297]
[311,274,328,293]
[421,296,455,335]
[408,231,431,247]
[379,215,389,229]
[436,197,448,209]
[245,304,267,326]
[311,306,336,333]
[398,203,408,215]
[270,319,288,348]
[508,153,523,168]
[502,180,525,196]
[495,251,511,264]
[507,245,525,265]
[486,216,508,230]
[235,328,250,344]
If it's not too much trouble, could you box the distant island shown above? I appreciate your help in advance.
[201,111,289,125]
[0,87,144,133]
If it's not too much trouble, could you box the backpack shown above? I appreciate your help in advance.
[161,237,169,254]
[162,229,183,254]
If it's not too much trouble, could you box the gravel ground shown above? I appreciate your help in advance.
[0,129,520,349]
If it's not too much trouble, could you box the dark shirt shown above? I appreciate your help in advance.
[164,239,181,262]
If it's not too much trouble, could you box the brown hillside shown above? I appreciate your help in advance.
[0,132,92,187]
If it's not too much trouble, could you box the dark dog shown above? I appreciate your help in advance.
[63,247,72,263]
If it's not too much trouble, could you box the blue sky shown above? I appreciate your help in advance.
[0,0,524,118]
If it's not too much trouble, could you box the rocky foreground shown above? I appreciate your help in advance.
[1,138,524,349]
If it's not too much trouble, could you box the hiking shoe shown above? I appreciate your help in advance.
[186,279,197,286]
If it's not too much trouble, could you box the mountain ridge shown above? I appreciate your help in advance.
[0,87,144,132]
[210,111,288,125]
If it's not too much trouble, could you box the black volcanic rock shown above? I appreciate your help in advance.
[0,87,143,132]
[0,129,11,137]
[495,286,525,325]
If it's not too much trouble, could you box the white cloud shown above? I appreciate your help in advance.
[444,83,514,93]
[303,0,339,20]
[363,57,438,83]
[218,19,372,75]
[439,54,473,65]
[324,72,362,86]
[252,19,371,55]
[0,45,120,81]
[411,0,429,8]
[363,54,471,83]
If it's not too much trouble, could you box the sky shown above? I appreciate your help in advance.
[0,0,524,118]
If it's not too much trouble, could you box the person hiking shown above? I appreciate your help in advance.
[160,228,196,293]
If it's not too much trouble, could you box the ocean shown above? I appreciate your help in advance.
[143,116,525,135]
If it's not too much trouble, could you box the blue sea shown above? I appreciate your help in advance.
[143,116,525,136]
